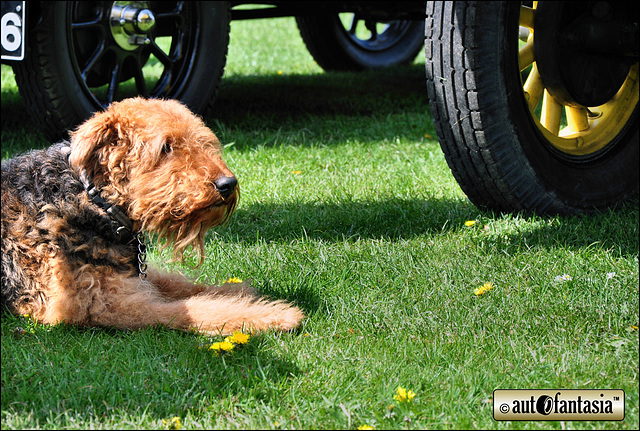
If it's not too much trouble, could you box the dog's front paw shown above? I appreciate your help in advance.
[273,304,305,332]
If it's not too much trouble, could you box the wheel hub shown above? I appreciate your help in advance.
[534,1,638,107]
[109,1,156,51]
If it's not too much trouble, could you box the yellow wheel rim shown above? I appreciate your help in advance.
[518,2,639,156]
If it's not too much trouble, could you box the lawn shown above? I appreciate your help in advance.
[1,16,639,430]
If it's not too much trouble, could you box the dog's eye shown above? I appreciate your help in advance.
[162,142,173,154]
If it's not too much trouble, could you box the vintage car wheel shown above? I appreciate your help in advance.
[296,13,424,71]
[425,1,638,214]
[12,1,229,141]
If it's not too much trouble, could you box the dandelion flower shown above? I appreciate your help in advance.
[226,277,243,283]
[291,170,302,175]
[162,417,182,430]
[464,220,476,227]
[225,331,250,345]
[554,274,573,282]
[474,282,494,296]
[358,425,375,430]
[209,341,235,352]
[394,386,416,403]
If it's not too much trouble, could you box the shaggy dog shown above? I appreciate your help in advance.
[1,97,304,335]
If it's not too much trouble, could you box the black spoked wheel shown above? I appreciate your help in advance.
[13,1,229,141]
[425,1,638,215]
[296,13,424,71]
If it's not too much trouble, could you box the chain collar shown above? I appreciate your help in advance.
[136,232,148,279]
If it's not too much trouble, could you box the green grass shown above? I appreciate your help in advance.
[2,17,639,430]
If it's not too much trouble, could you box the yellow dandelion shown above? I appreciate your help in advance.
[162,416,182,430]
[358,425,375,430]
[474,282,495,296]
[394,386,416,403]
[225,331,250,345]
[277,70,283,75]
[209,341,235,352]
[464,220,476,227]
[291,170,302,175]
[226,277,243,283]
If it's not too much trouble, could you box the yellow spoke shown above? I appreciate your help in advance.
[523,63,544,112]
[541,90,563,135]
[519,5,535,29]
[519,39,534,71]
[566,106,590,132]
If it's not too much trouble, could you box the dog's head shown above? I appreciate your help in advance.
[69,97,238,264]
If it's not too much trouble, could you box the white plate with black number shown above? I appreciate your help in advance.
[1,1,25,61]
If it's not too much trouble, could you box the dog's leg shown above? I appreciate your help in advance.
[179,293,305,335]
[144,269,207,299]
[86,274,303,335]
[34,256,302,335]
[146,268,259,299]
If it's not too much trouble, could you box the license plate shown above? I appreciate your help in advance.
[1,1,25,61]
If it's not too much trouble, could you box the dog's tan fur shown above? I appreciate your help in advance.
[1,97,304,335]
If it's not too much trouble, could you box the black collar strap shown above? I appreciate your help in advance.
[78,169,135,244]
[82,174,148,279]
[69,154,148,279]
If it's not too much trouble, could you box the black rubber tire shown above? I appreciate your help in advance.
[12,1,229,142]
[296,14,424,72]
[424,1,638,215]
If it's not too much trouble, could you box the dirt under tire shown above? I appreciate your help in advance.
[424,1,638,215]
[13,1,230,142]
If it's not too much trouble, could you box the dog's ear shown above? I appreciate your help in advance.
[69,110,117,172]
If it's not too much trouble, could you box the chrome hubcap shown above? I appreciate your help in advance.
[109,1,156,51]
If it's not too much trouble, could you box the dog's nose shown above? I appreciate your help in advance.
[214,176,238,199]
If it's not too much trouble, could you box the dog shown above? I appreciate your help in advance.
[1,97,304,335]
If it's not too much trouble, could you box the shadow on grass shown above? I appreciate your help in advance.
[1,81,50,157]
[225,197,475,240]
[1,313,302,422]
[2,64,432,157]
[218,198,639,258]
[212,64,428,124]
[209,64,432,149]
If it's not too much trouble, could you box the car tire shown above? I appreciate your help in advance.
[12,1,230,141]
[296,14,424,72]
[424,1,638,215]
